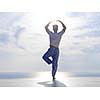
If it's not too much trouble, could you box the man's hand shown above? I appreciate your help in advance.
[57,20,63,23]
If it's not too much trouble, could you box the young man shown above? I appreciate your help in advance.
[42,20,66,80]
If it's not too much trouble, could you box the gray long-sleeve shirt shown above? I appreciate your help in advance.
[46,29,65,47]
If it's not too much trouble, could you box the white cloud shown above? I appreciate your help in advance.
[0,12,100,73]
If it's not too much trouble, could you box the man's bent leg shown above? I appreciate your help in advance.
[42,48,52,64]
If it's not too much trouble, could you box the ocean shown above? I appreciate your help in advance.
[0,72,99,87]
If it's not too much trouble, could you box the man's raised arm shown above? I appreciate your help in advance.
[45,21,52,34]
[57,20,66,33]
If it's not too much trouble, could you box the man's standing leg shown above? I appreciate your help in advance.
[52,48,59,79]
[42,48,52,64]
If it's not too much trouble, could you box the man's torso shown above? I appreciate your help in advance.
[49,32,63,47]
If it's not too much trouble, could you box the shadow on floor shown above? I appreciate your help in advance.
[38,80,67,87]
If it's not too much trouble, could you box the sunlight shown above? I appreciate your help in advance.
[17,12,77,55]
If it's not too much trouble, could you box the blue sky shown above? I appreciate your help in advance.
[0,12,100,73]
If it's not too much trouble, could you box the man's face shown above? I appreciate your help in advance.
[53,25,58,32]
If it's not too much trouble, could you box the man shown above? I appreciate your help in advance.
[42,20,66,80]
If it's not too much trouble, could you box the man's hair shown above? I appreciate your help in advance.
[53,25,58,28]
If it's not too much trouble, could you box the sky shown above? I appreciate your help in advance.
[0,12,100,73]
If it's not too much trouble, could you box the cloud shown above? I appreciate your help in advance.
[0,12,100,73]
[0,33,9,45]
[57,12,100,73]
[59,54,100,73]
[65,12,100,55]
[82,44,100,54]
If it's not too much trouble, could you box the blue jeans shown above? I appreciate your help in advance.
[42,46,59,77]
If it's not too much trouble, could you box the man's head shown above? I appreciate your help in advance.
[53,25,58,33]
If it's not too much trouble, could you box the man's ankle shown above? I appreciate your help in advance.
[52,76,56,80]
